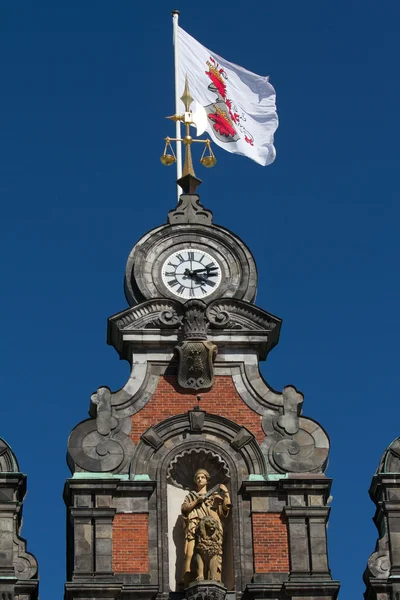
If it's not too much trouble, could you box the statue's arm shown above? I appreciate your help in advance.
[219,485,232,516]
[182,493,200,515]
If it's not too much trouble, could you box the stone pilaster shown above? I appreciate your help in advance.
[284,506,331,580]
[71,511,94,578]
[284,508,310,578]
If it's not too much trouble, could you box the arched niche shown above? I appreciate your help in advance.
[166,448,233,591]
[130,411,267,594]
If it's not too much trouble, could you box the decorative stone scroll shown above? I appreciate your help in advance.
[113,299,183,330]
[13,537,38,580]
[67,386,135,473]
[264,410,330,475]
[367,550,391,579]
[206,300,280,332]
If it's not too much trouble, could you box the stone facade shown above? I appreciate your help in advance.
[364,438,400,599]
[0,438,38,600]
[64,190,340,600]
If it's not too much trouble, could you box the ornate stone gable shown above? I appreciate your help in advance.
[65,192,339,600]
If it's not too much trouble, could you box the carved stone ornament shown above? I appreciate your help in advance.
[367,550,391,579]
[168,194,213,225]
[183,300,208,340]
[176,341,217,390]
[141,426,164,450]
[13,536,38,580]
[184,579,227,600]
[189,408,206,432]
[67,386,134,473]
[167,448,230,490]
[114,299,183,330]
[206,299,281,332]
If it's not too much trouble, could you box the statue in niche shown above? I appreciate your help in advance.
[181,468,231,585]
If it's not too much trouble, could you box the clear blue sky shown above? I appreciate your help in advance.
[0,2,399,598]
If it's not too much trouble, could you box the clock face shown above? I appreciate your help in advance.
[161,248,222,299]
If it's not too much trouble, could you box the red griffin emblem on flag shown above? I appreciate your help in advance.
[204,57,254,145]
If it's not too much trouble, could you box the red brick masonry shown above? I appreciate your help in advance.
[130,375,264,443]
[112,514,149,573]
[252,513,289,572]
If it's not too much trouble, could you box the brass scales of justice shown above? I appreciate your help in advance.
[160,75,217,175]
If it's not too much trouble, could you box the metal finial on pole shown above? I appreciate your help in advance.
[181,74,194,113]
[161,72,217,193]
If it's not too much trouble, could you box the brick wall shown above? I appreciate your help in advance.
[252,513,289,572]
[130,375,264,443]
[112,514,148,573]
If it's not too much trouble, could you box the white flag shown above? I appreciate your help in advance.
[177,26,278,166]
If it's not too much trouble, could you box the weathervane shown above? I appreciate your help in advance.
[161,75,216,194]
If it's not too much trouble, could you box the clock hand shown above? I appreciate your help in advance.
[183,268,218,282]
[191,266,218,274]
[194,273,210,284]
[184,267,217,277]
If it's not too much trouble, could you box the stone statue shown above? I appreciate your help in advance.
[181,468,231,585]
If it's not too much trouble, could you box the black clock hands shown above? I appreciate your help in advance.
[184,266,218,278]
[191,266,219,274]
[194,273,208,284]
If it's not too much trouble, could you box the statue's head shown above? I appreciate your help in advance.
[194,468,210,488]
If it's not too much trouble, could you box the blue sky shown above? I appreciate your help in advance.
[0,1,399,598]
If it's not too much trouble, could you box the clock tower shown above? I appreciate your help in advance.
[64,165,340,600]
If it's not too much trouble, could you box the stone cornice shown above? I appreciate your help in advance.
[283,506,331,519]
[107,297,281,360]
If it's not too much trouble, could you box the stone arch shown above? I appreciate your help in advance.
[130,411,267,479]
[129,411,262,594]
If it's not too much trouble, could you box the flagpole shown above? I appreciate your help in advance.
[172,9,182,200]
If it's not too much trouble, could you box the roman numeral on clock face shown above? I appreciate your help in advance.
[167,278,179,288]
